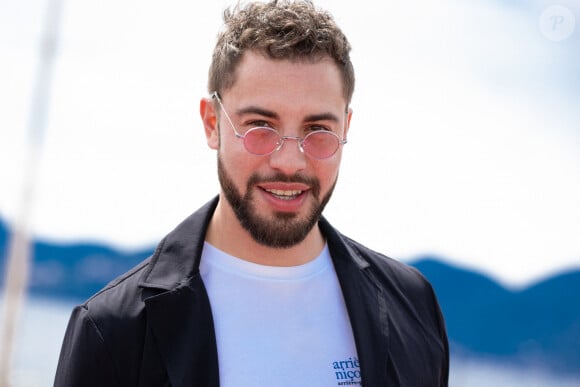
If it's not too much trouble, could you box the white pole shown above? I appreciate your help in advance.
[0,0,64,385]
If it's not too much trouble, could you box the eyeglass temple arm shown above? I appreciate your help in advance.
[340,113,349,144]
[211,91,244,138]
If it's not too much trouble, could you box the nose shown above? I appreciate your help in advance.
[268,136,307,175]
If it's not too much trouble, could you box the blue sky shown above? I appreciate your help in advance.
[0,0,579,287]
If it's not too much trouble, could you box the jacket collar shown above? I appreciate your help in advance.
[139,196,374,289]
[139,197,389,387]
[139,197,218,290]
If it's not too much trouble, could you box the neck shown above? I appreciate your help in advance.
[204,196,325,266]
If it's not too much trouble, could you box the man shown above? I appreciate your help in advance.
[54,1,449,386]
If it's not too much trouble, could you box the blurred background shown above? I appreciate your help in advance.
[1,0,579,386]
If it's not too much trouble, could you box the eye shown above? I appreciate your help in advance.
[247,120,273,128]
[305,124,331,133]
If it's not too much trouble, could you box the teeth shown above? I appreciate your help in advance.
[265,189,303,199]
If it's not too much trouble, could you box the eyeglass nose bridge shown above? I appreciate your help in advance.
[274,135,306,154]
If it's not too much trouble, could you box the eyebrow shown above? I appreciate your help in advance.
[304,112,341,123]
[235,106,340,123]
[236,106,279,119]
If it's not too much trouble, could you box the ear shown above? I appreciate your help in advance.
[200,98,219,150]
[344,107,353,138]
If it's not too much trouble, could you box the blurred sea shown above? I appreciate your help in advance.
[1,295,579,387]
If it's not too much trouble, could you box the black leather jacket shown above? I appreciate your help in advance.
[54,197,449,386]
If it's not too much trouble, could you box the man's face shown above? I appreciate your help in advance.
[205,51,351,248]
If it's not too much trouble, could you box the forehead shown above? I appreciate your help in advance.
[222,51,347,113]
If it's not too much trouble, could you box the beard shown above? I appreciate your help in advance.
[217,156,337,248]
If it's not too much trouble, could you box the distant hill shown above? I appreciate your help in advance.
[1,218,579,376]
[0,218,152,300]
[412,257,580,376]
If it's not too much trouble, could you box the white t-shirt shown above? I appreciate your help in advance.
[200,242,361,387]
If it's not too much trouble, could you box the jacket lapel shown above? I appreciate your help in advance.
[138,198,220,387]
[321,218,390,387]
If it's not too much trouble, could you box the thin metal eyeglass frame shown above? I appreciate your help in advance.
[211,92,347,159]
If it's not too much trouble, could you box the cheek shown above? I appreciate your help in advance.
[315,160,342,190]
[219,147,260,184]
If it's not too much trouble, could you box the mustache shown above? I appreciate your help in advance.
[247,172,321,197]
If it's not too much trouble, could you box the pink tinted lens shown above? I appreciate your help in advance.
[303,131,340,159]
[244,127,280,155]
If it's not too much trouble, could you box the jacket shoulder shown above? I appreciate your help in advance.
[83,257,151,314]
[340,233,448,344]
[55,257,154,386]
